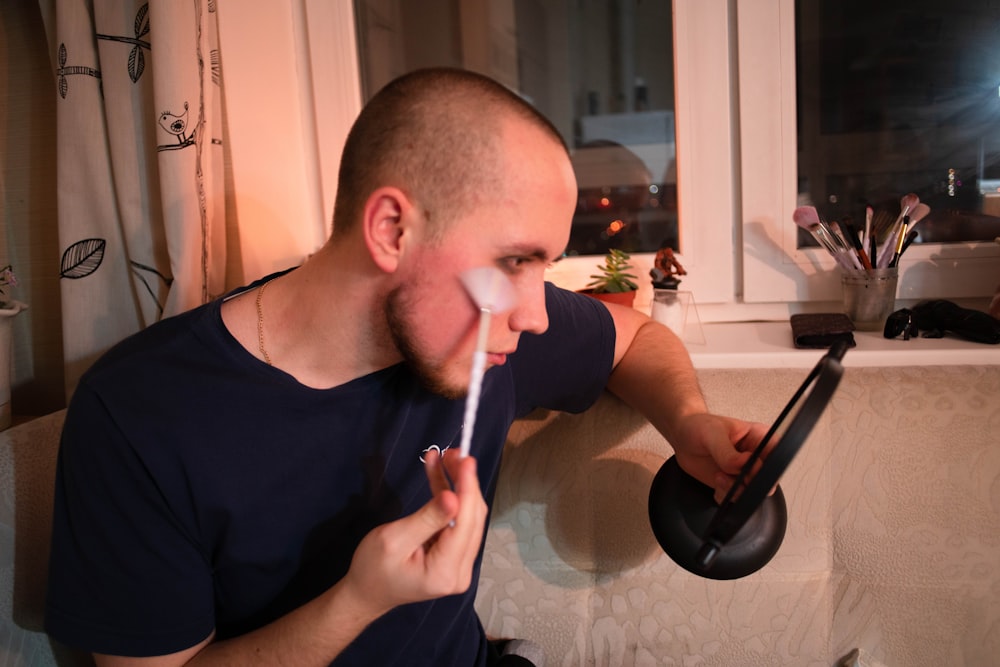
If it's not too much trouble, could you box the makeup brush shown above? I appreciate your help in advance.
[904,202,930,237]
[898,228,919,258]
[863,205,873,247]
[887,216,910,268]
[886,203,931,268]
[877,193,919,268]
[827,219,850,250]
[883,193,918,239]
[829,220,864,271]
[869,220,879,271]
[898,192,919,220]
[842,219,872,271]
[457,266,516,458]
[793,206,857,270]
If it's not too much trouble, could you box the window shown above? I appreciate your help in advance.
[796,0,1000,248]
[740,0,1000,304]
[352,0,737,307]
[217,0,998,320]
[355,0,680,258]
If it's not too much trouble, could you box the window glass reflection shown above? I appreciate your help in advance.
[354,0,678,257]
[796,0,1000,249]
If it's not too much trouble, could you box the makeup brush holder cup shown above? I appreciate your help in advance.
[841,267,898,331]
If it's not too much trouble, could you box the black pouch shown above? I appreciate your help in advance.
[886,300,1000,344]
[790,313,857,349]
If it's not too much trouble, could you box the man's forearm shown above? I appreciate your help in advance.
[183,578,381,667]
[94,579,383,667]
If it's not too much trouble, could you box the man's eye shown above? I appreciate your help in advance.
[501,257,529,272]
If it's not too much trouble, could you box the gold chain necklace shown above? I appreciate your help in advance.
[255,281,272,365]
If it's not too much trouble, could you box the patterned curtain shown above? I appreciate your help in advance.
[53,0,227,393]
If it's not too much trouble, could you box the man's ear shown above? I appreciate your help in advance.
[363,187,414,273]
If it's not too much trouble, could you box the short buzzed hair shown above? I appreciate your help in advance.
[331,68,567,242]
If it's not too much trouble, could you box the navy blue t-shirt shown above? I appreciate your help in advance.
[45,281,616,665]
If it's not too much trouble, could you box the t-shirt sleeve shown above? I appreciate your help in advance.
[508,282,617,416]
[44,380,215,657]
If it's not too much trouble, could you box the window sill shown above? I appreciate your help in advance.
[683,321,1000,369]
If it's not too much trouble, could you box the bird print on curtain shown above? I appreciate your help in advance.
[54,0,226,394]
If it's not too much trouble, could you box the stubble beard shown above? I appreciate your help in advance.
[384,285,469,400]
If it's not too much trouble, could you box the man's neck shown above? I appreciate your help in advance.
[222,244,401,389]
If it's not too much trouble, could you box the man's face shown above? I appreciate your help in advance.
[386,126,577,398]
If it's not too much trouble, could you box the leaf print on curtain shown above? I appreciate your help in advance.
[60,239,106,280]
[54,0,227,395]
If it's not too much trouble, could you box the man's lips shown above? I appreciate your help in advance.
[487,351,511,366]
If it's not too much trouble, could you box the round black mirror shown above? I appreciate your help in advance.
[648,341,848,579]
[649,457,787,579]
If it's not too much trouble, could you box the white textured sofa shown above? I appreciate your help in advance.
[475,365,1000,666]
[0,409,92,666]
[4,364,999,666]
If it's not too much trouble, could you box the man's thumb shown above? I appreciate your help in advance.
[413,491,458,537]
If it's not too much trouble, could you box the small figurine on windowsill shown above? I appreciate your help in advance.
[650,243,686,290]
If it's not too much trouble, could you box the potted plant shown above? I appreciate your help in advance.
[579,248,639,307]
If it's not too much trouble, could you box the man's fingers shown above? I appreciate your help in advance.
[416,452,485,547]
[415,489,459,535]
[712,459,778,505]
[423,448,453,497]
[437,451,488,562]
[343,454,488,611]
[441,449,480,494]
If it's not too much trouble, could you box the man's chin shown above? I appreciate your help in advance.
[407,363,469,401]
[436,385,469,401]
[424,380,469,401]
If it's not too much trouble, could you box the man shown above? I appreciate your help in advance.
[46,68,765,666]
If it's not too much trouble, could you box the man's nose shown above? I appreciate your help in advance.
[508,281,548,335]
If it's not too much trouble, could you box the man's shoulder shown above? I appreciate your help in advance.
[537,281,615,343]
[82,300,221,388]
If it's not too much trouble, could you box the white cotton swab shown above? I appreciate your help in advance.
[457,267,517,458]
